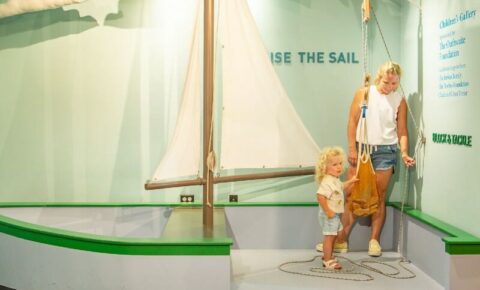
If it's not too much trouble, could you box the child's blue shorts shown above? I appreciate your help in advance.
[318,210,343,236]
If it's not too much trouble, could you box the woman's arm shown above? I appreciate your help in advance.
[397,98,415,167]
[347,88,364,166]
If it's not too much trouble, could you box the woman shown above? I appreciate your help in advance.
[320,61,415,257]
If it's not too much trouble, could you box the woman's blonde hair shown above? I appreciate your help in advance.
[315,146,345,184]
[374,61,402,86]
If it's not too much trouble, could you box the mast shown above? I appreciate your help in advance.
[203,0,214,230]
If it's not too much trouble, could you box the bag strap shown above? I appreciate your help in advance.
[356,84,375,176]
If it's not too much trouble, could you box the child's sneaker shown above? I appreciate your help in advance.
[316,241,348,253]
[368,239,382,257]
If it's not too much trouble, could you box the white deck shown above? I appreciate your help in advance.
[0,206,169,237]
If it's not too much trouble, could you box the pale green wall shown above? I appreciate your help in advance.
[1,0,478,237]
[221,0,403,202]
[0,0,199,202]
[400,0,480,237]
[1,0,401,203]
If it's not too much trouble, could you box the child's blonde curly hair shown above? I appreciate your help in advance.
[315,146,345,184]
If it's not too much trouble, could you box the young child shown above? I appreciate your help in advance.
[315,146,357,270]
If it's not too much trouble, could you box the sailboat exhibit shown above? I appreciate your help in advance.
[0,0,480,289]
[144,0,320,228]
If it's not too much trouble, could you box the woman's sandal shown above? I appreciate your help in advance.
[323,259,342,270]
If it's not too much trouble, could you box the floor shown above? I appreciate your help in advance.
[231,250,444,290]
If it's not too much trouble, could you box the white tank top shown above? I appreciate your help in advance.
[356,85,403,145]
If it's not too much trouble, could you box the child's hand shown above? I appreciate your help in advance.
[344,176,359,185]
[348,176,359,183]
[343,176,359,191]
[326,210,335,219]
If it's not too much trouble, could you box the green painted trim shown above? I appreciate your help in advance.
[1,202,478,255]
[0,202,203,208]
[0,202,318,207]
[215,202,318,207]
[443,237,480,255]
[389,202,480,255]
[0,214,232,256]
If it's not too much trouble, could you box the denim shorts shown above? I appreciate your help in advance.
[318,210,343,236]
[358,143,398,172]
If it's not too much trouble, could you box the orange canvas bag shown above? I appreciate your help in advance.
[350,88,379,217]
[350,152,378,216]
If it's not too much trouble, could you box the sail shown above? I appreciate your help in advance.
[149,0,319,184]
[219,0,320,170]
[151,2,202,182]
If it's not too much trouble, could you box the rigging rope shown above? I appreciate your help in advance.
[358,0,372,173]
[280,2,426,280]
[348,0,380,218]
[371,8,425,144]
[360,0,427,257]
[359,0,371,164]
[276,1,427,281]
[278,255,416,281]
[361,0,370,87]
[279,1,428,282]
[368,3,426,261]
